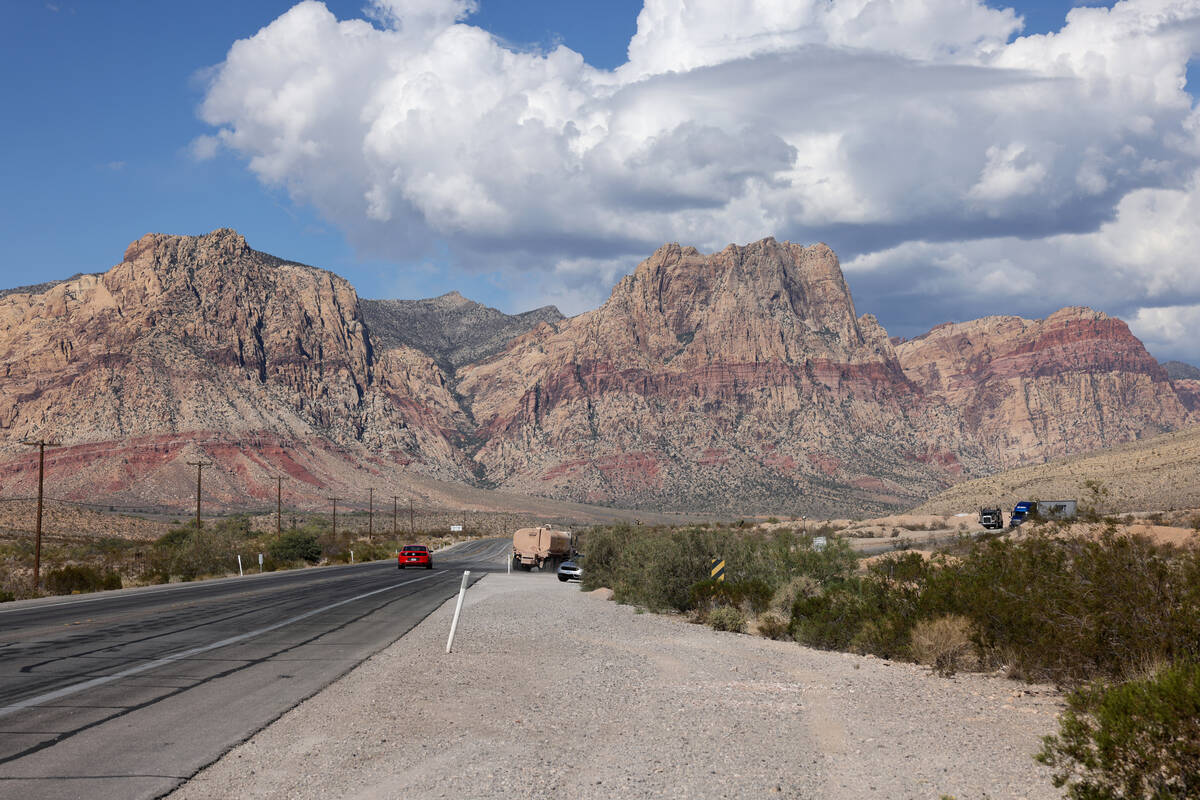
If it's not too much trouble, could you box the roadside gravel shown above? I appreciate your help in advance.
[170,571,1062,799]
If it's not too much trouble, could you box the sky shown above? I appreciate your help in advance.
[3,0,1200,364]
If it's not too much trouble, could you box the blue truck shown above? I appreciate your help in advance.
[1009,500,1078,527]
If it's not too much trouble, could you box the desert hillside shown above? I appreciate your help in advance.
[912,424,1200,515]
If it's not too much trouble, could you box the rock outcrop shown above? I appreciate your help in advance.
[894,309,1190,466]
[0,230,472,507]
[456,239,967,514]
[0,230,1193,515]
[361,293,564,370]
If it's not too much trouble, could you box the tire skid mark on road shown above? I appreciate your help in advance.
[0,571,462,768]
[5,571,405,694]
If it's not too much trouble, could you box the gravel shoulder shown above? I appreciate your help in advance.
[170,572,1062,800]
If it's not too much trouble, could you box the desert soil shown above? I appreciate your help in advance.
[170,571,1062,800]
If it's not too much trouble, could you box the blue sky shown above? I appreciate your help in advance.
[3,1,1199,362]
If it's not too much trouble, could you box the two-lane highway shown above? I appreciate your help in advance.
[0,538,510,799]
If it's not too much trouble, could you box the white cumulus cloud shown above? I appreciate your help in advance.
[198,0,1200,358]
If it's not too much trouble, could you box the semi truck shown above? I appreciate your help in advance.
[512,526,571,571]
[978,507,1005,530]
[1009,500,1077,527]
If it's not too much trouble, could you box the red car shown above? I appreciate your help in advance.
[397,545,432,569]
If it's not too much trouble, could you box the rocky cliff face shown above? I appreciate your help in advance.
[0,230,472,507]
[0,230,1192,515]
[456,239,967,514]
[361,293,564,370]
[894,309,1190,466]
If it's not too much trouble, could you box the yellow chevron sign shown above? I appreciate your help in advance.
[709,557,725,582]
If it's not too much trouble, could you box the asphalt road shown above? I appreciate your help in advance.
[0,538,511,800]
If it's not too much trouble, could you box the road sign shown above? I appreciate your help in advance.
[812,536,827,551]
[709,557,725,582]
[450,524,463,532]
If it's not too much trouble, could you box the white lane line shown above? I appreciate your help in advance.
[0,572,444,719]
[0,562,383,616]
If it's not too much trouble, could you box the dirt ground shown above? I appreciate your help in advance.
[170,571,1062,800]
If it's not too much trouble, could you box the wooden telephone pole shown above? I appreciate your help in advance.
[367,487,374,541]
[392,496,399,538]
[409,497,415,535]
[329,497,339,538]
[22,439,59,590]
[186,461,213,530]
[276,476,285,536]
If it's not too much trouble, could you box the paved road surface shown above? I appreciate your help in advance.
[0,538,510,800]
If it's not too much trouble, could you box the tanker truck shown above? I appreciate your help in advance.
[512,526,571,571]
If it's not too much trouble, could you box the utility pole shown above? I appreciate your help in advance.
[329,497,339,538]
[368,487,374,541]
[392,496,399,539]
[409,497,415,535]
[22,439,59,590]
[186,460,212,531]
[276,476,284,536]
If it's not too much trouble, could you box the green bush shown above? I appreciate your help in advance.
[921,530,1200,682]
[580,524,857,613]
[45,565,121,595]
[269,531,321,564]
[756,612,790,640]
[148,526,240,581]
[707,606,747,633]
[1037,661,1200,799]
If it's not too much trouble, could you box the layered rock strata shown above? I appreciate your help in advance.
[894,309,1190,466]
[456,239,969,514]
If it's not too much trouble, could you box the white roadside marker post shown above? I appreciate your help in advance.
[350,550,354,564]
[445,570,471,654]
[237,555,243,577]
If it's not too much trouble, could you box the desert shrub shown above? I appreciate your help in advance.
[771,575,820,614]
[791,581,874,650]
[909,615,976,676]
[45,565,121,595]
[1037,661,1200,800]
[756,612,790,640]
[148,526,240,581]
[581,524,857,613]
[921,529,1200,683]
[269,531,321,564]
[707,606,747,633]
[0,589,13,602]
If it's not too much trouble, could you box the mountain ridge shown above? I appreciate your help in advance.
[0,229,1191,516]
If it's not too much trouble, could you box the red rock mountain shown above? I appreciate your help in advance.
[0,230,471,509]
[0,230,1192,515]
[457,239,964,513]
[894,309,1190,467]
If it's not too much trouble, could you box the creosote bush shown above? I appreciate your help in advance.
[45,565,121,595]
[1037,661,1200,799]
[269,531,322,564]
[707,606,747,633]
[909,615,976,676]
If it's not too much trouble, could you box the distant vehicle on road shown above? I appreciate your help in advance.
[398,545,432,569]
[557,558,582,582]
[979,507,1005,530]
[1009,500,1077,527]
[512,525,571,571]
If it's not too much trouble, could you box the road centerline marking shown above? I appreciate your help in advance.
[0,572,444,719]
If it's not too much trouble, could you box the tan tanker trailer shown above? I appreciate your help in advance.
[512,526,571,571]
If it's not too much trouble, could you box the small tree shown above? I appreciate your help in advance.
[1037,662,1200,799]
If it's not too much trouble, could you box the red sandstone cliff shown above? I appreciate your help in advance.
[893,309,1190,467]
[0,231,1192,515]
[0,230,471,508]
[456,239,966,514]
